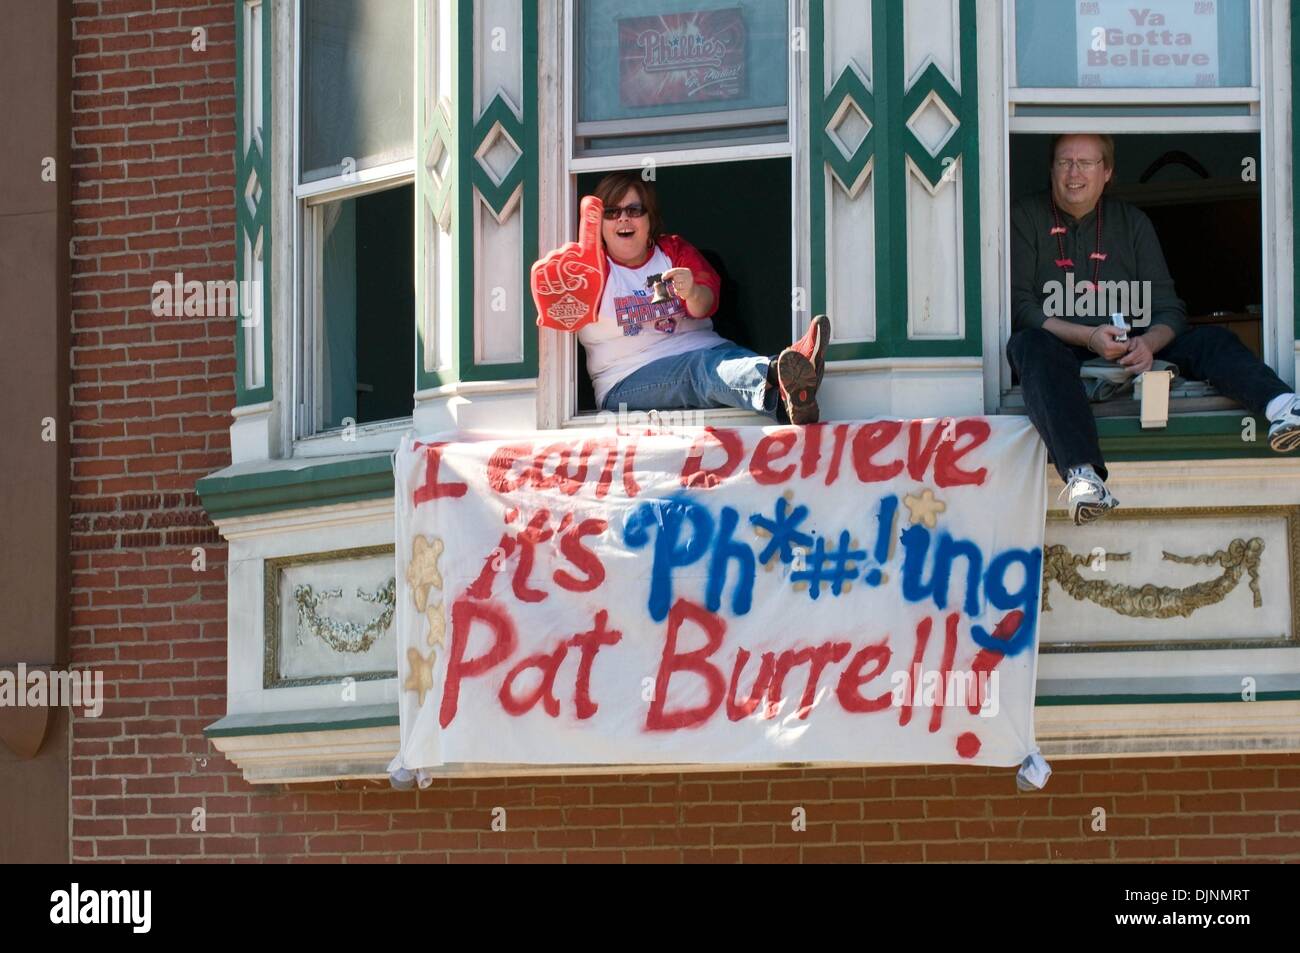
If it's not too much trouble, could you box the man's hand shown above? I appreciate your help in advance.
[1118,334,1156,374]
[1087,324,1130,361]
[531,196,605,332]
[661,266,694,300]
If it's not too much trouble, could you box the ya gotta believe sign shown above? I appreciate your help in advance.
[1076,1,1220,87]
[391,419,1047,770]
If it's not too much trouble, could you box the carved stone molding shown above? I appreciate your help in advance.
[263,544,397,688]
[1041,506,1300,653]
[1043,538,1264,619]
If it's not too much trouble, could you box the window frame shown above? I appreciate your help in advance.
[552,0,805,426]
[569,0,795,159]
[1007,0,1261,105]
[288,0,418,456]
[987,0,1292,414]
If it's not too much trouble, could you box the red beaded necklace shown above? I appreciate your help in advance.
[1049,196,1107,291]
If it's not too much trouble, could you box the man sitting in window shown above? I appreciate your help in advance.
[1009,133,1300,525]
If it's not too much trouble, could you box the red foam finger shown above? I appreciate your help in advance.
[531,201,607,332]
[576,195,604,255]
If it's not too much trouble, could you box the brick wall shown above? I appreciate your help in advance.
[66,1,1300,863]
[69,0,233,862]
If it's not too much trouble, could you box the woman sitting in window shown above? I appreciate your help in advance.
[577,171,829,424]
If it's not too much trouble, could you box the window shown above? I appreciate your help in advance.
[293,0,415,442]
[994,0,1290,415]
[573,0,791,157]
[563,0,801,420]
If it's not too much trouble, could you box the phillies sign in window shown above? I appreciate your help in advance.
[618,9,746,107]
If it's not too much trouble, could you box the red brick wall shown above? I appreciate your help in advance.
[69,0,233,862]
[66,1,1300,863]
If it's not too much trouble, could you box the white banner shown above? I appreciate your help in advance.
[392,418,1047,770]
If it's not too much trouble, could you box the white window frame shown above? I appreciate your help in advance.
[983,0,1293,412]
[548,0,806,428]
[286,0,418,458]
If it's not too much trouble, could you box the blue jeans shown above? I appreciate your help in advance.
[602,343,777,418]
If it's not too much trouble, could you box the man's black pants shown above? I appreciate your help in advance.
[1006,325,1290,481]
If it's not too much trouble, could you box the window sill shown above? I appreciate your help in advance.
[1095,412,1286,461]
[196,452,395,522]
[206,697,1300,784]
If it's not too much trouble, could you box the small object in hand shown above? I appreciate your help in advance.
[646,273,672,304]
[1110,311,1129,343]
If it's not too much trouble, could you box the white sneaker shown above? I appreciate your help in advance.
[1061,466,1119,526]
[1268,396,1300,452]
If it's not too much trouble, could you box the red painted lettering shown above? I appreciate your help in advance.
[898,615,932,727]
[836,639,893,713]
[799,423,825,479]
[412,441,468,504]
[824,423,850,485]
[905,420,945,481]
[568,610,622,720]
[852,420,904,483]
[553,518,608,592]
[768,641,852,719]
[499,642,569,717]
[929,613,959,733]
[680,427,744,489]
[646,598,727,730]
[749,429,799,485]
[487,442,534,494]
[726,647,775,721]
[934,419,990,487]
[441,599,518,728]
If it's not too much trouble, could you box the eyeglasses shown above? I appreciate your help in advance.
[602,203,647,220]
[1054,158,1104,173]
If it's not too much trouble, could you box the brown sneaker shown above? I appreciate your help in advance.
[775,348,820,424]
[789,314,831,388]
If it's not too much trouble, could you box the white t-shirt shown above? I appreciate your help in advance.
[578,237,726,408]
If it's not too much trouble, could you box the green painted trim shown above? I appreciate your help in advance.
[1036,691,1300,706]
[1095,412,1297,460]
[233,0,274,406]
[195,453,395,520]
[808,0,828,327]
[901,62,963,189]
[957,0,983,361]
[818,0,982,363]
[873,0,903,357]
[458,0,540,383]
[415,0,459,390]
[470,93,525,216]
[205,703,399,738]
[453,0,475,382]
[821,65,875,197]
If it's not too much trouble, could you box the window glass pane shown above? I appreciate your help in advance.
[1015,0,1252,89]
[576,0,788,146]
[319,185,415,429]
[301,0,413,183]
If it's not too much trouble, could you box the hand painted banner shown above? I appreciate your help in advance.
[392,418,1047,771]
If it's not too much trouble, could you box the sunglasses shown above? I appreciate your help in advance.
[602,203,647,220]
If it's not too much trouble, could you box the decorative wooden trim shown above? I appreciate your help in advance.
[263,544,398,689]
[1041,505,1300,653]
